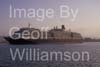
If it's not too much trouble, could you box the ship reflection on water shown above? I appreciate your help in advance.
[0,42,100,67]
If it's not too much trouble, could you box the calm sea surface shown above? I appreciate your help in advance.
[0,42,100,67]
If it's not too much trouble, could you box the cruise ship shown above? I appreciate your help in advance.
[4,25,83,44]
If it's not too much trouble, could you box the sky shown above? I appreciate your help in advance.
[0,0,100,38]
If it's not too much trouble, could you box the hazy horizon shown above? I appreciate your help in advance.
[0,0,100,38]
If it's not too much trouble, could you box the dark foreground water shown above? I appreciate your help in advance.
[0,42,100,67]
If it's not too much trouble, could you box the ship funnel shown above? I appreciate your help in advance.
[61,25,65,30]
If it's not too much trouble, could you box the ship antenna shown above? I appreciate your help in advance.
[28,23,31,28]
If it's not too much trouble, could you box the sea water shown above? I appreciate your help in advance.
[0,42,100,67]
